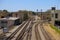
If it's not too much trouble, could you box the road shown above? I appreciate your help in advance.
[2,16,54,40]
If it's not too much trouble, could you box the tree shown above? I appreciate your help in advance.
[32,12,36,15]
[3,10,8,15]
[23,13,28,21]
[3,10,8,13]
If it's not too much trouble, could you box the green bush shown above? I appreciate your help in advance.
[50,24,60,34]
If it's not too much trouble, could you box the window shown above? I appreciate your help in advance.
[55,13,58,18]
[55,20,60,26]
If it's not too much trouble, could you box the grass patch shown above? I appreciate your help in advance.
[50,24,60,34]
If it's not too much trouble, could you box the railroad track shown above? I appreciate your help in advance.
[35,23,41,40]
[34,23,52,40]
[40,23,52,40]
[16,21,30,40]
[25,21,33,40]
[5,21,28,40]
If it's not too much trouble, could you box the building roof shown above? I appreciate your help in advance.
[0,17,19,20]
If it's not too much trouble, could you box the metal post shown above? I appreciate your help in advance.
[1,20,7,40]
[41,9,42,20]
[37,9,38,15]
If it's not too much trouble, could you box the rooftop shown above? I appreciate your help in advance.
[0,17,19,20]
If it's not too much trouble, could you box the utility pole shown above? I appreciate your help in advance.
[41,9,42,20]
[35,9,38,21]
[37,9,38,15]
[40,9,43,26]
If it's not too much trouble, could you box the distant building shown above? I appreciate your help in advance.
[51,7,60,28]
[38,11,51,21]
[38,7,60,28]
[0,17,20,31]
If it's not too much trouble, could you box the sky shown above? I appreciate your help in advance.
[0,0,60,12]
